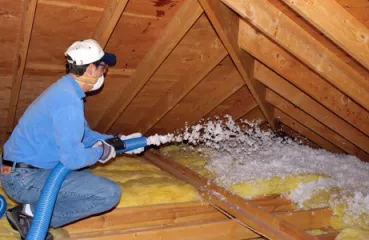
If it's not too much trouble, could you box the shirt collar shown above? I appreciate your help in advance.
[65,74,86,99]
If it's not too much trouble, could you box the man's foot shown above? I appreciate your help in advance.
[6,205,53,240]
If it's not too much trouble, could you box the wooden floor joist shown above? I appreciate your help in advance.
[67,192,332,239]
[64,151,337,239]
[144,150,316,240]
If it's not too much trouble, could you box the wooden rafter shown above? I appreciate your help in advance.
[280,0,369,71]
[95,0,204,133]
[204,86,257,121]
[238,19,369,137]
[254,61,369,157]
[238,106,265,123]
[280,124,323,150]
[268,90,367,158]
[5,0,38,138]
[93,0,129,48]
[198,0,276,131]
[148,56,245,135]
[274,109,345,154]
[144,150,315,240]
[222,0,369,112]
[136,42,228,134]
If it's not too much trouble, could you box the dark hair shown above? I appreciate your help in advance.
[65,55,100,76]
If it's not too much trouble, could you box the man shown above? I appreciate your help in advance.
[1,39,142,239]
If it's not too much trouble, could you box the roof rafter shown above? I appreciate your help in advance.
[255,61,369,159]
[222,0,369,112]
[198,0,276,131]
[137,44,228,134]
[205,86,257,121]
[279,124,324,151]
[5,0,38,139]
[93,0,129,48]
[269,92,360,156]
[280,0,369,71]
[94,0,204,133]
[276,110,344,154]
[238,19,369,137]
[147,56,245,135]
[237,106,265,123]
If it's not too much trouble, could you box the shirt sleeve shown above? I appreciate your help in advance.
[82,119,114,147]
[52,105,103,170]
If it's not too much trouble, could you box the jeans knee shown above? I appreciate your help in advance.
[102,181,121,208]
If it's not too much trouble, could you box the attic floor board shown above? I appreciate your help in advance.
[65,197,333,239]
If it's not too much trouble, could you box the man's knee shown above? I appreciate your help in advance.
[100,180,121,208]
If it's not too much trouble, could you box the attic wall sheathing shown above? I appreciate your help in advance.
[1,0,369,162]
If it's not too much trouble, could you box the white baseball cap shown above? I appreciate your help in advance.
[64,39,116,66]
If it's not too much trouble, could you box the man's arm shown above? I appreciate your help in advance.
[52,106,103,170]
[82,119,114,147]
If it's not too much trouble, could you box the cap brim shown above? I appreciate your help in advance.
[100,52,116,66]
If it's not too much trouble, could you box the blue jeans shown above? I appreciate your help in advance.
[0,167,121,227]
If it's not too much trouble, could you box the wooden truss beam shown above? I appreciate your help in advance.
[137,42,228,134]
[205,86,258,122]
[148,56,245,135]
[279,124,323,150]
[280,0,369,71]
[238,106,265,124]
[274,108,344,154]
[254,61,369,158]
[268,90,364,156]
[5,0,38,138]
[144,150,315,240]
[222,0,369,112]
[198,0,276,131]
[93,0,129,48]
[238,19,369,137]
[95,0,204,132]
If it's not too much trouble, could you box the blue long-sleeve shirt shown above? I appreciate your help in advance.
[3,75,113,170]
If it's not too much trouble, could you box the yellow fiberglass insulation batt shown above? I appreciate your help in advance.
[158,142,369,236]
[0,155,200,239]
[91,155,201,208]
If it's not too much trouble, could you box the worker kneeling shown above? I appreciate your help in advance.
[0,39,143,240]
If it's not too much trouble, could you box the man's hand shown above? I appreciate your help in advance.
[92,140,116,163]
[119,132,145,154]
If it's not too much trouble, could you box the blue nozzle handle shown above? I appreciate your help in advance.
[0,195,6,218]
[116,137,147,154]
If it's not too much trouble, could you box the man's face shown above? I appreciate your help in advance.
[91,62,107,79]
[94,62,108,78]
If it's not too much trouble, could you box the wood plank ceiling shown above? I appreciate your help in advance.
[1,0,369,162]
